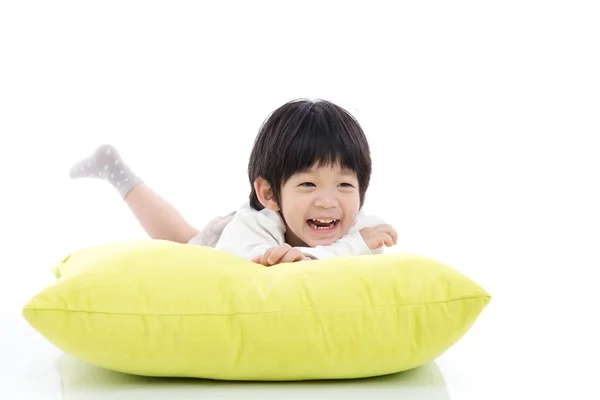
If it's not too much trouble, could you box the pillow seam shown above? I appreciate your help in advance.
[23,294,490,316]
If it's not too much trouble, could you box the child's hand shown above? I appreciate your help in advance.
[252,244,312,266]
[359,224,398,250]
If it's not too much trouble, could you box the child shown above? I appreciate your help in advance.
[69,99,398,266]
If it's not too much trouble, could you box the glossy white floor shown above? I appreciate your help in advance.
[1,1,599,399]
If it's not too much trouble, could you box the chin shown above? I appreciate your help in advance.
[306,237,340,247]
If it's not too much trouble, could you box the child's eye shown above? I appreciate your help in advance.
[300,182,315,187]
[340,183,354,188]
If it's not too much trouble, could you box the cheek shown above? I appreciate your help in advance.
[281,198,311,229]
[280,200,303,223]
[342,196,361,222]
[344,203,360,225]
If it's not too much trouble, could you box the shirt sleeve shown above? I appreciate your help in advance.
[294,211,388,259]
[214,204,285,260]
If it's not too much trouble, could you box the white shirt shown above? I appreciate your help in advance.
[215,202,386,260]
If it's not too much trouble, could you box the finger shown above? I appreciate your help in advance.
[378,225,398,245]
[377,233,394,248]
[251,255,262,263]
[280,249,304,264]
[259,248,276,266]
[267,245,291,265]
[384,233,394,247]
[388,228,398,245]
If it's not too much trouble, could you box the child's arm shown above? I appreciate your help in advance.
[215,206,396,262]
[214,205,285,261]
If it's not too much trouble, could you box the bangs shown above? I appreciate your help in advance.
[278,105,366,182]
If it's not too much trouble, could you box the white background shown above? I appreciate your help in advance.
[1,1,599,399]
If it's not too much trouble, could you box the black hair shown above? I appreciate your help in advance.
[248,98,372,211]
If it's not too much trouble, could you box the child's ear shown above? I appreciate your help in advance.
[254,177,280,211]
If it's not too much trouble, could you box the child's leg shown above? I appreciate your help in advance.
[123,184,199,243]
[69,144,199,243]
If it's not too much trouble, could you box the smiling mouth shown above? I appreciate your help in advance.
[306,219,340,230]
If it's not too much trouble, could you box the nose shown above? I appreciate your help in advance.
[314,189,339,209]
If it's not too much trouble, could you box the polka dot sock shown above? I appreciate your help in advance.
[69,144,144,199]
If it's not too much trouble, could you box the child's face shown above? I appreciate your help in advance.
[279,163,361,248]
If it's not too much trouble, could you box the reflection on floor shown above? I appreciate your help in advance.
[56,354,451,400]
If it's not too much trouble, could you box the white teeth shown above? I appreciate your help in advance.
[307,219,338,230]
